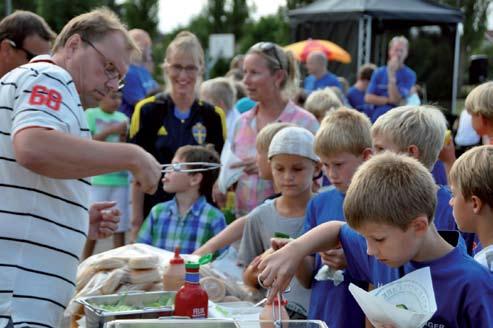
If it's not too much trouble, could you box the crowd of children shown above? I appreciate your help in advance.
[81,32,493,327]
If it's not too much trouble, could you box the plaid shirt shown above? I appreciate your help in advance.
[137,196,226,254]
[232,100,319,216]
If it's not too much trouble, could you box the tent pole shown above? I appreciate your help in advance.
[452,22,462,114]
[358,15,372,72]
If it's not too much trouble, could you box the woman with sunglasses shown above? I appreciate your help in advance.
[129,31,226,242]
[230,42,319,217]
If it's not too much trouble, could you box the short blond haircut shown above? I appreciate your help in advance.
[344,152,437,230]
[53,8,136,54]
[371,105,446,170]
[465,82,493,119]
[304,87,343,121]
[256,122,295,153]
[449,145,493,208]
[314,108,372,157]
[200,77,236,110]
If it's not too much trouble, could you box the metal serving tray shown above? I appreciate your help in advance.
[77,291,175,328]
[104,319,329,328]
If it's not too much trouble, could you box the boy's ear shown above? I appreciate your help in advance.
[471,195,484,214]
[407,144,420,161]
[189,172,203,188]
[362,148,373,160]
[410,215,428,236]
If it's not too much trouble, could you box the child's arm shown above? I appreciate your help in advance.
[130,182,145,243]
[193,215,247,256]
[270,237,315,289]
[259,220,344,302]
[92,122,127,141]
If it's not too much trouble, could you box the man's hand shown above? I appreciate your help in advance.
[88,201,120,240]
[319,247,347,270]
[387,56,399,76]
[131,148,161,194]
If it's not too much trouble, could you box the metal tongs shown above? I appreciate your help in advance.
[161,162,222,173]
[257,275,291,328]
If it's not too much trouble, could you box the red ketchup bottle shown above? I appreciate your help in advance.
[173,262,208,318]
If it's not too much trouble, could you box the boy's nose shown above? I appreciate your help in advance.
[366,241,377,257]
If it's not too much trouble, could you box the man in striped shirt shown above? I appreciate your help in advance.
[0,9,161,328]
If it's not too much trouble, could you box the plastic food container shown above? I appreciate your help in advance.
[76,291,175,328]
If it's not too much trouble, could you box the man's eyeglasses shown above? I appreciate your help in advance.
[81,37,125,90]
[6,39,36,61]
[252,42,283,71]
[167,64,199,76]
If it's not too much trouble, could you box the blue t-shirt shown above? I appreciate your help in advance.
[339,225,493,327]
[367,65,416,122]
[119,64,159,118]
[303,187,366,327]
[431,160,448,186]
[304,72,342,94]
[347,86,373,117]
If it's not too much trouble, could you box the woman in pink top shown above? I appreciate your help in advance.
[231,42,319,216]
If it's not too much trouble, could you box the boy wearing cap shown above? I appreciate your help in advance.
[238,126,321,319]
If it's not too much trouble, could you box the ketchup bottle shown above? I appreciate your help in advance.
[174,262,208,318]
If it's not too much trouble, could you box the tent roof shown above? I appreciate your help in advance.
[289,0,463,24]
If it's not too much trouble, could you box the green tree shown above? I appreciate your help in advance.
[120,0,159,39]
[238,7,291,53]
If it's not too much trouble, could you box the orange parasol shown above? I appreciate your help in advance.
[284,39,351,64]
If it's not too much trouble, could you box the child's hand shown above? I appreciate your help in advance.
[319,247,347,270]
[230,157,258,175]
[270,237,292,250]
[258,242,303,304]
[88,201,120,240]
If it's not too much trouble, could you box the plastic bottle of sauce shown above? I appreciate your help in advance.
[174,262,208,318]
[259,297,289,328]
[163,247,186,291]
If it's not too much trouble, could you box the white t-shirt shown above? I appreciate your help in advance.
[0,55,90,328]
[474,244,493,273]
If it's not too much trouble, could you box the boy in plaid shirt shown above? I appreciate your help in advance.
[137,145,226,254]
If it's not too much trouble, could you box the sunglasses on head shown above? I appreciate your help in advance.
[6,39,36,61]
[252,42,283,71]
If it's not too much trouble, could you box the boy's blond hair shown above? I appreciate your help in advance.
[465,82,493,119]
[344,152,437,230]
[449,145,493,209]
[304,87,343,121]
[53,8,137,54]
[371,105,446,170]
[314,108,372,157]
[200,77,237,110]
[256,122,295,153]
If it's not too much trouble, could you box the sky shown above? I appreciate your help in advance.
[158,0,286,33]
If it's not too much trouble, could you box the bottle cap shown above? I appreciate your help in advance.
[273,232,290,239]
[185,262,200,270]
[170,247,184,264]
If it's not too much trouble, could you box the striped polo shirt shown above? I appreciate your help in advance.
[0,55,90,328]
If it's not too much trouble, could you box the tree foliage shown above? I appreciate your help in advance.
[121,0,159,39]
